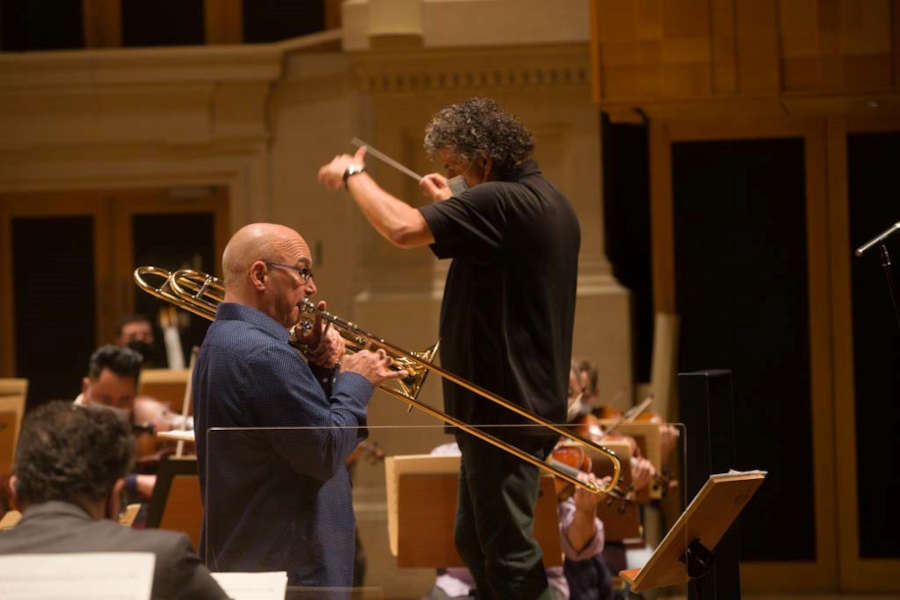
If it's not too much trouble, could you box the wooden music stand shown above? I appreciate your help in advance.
[591,439,642,542]
[145,456,202,549]
[385,454,562,568]
[598,421,662,470]
[619,470,766,592]
[0,378,28,478]
[138,368,191,412]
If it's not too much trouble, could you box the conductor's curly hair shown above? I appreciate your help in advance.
[424,97,534,179]
[13,401,134,507]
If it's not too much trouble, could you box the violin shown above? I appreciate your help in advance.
[549,443,634,513]
[549,444,592,500]
[571,409,676,502]
[132,396,194,472]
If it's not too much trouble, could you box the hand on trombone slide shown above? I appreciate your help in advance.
[291,300,345,369]
[340,348,408,387]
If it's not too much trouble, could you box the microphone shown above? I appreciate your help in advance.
[855,221,900,257]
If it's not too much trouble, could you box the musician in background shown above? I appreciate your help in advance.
[319,97,580,599]
[192,222,404,588]
[74,345,155,502]
[563,365,614,600]
[0,401,227,600]
[113,314,194,452]
[574,358,680,468]
[114,314,162,367]
[75,345,142,420]
[573,360,600,412]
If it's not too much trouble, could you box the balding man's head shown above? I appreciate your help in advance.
[222,224,308,288]
[221,223,317,327]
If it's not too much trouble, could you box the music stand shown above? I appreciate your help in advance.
[0,378,27,478]
[385,454,562,568]
[145,456,202,549]
[138,368,191,412]
[591,439,642,542]
[619,470,765,592]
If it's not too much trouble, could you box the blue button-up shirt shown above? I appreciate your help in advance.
[193,302,373,587]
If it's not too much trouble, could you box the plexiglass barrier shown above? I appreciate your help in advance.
[178,420,689,600]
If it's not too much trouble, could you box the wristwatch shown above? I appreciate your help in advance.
[342,164,366,187]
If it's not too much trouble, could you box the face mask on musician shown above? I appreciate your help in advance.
[448,175,469,196]
[126,339,153,362]
[83,402,133,426]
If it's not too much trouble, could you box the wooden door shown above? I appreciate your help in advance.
[648,120,837,592]
[828,117,900,592]
[0,187,228,407]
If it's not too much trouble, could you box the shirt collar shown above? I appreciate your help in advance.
[215,302,291,343]
[21,500,93,522]
[508,158,540,180]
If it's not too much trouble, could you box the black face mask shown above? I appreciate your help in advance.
[126,339,152,362]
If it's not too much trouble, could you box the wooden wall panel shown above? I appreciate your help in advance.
[596,0,645,98]
[591,0,900,114]
[638,0,663,40]
[780,0,824,90]
[711,0,738,94]
[839,0,892,89]
[817,0,844,88]
[661,0,712,97]
[735,0,781,93]
[839,0,891,56]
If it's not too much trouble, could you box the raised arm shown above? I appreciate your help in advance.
[317,146,435,249]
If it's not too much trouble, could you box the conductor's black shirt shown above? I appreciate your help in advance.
[419,159,580,440]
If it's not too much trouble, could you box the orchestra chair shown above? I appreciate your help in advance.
[138,369,191,413]
[0,379,27,477]
[145,456,202,549]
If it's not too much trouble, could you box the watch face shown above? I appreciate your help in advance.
[343,164,365,186]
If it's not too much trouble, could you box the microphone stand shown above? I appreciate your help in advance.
[856,222,900,331]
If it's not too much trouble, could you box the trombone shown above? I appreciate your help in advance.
[135,266,621,495]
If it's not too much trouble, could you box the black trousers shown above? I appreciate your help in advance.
[454,432,556,600]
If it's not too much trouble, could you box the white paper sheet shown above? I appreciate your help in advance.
[211,571,288,600]
[0,552,155,600]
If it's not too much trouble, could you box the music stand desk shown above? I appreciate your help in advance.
[145,456,202,549]
[620,470,766,592]
[138,368,191,412]
[385,454,562,568]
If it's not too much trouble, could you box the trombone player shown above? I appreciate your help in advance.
[192,223,405,588]
[318,98,580,600]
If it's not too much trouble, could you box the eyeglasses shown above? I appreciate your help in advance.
[264,261,314,283]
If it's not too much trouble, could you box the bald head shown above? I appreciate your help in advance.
[222,223,311,291]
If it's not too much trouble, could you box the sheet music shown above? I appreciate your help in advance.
[211,571,287,600]
[0,553,155,600]
[715,469,768,478]
[157,429,195,443]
